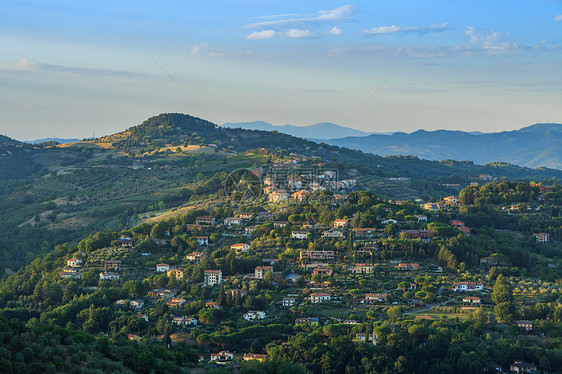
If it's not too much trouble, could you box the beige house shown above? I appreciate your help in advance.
[365,293,387,303]
[195,216,215,225]
[352,263,374,274]
[516,320,533,332]
[255,266,273,279]
[167,268,185,280]
[204,270,223,285]
[300,250,335,261]
[333,219,349,227]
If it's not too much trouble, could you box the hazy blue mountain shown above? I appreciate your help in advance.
[25,137,81,144]
[222,121,380,139]
[322,123,562,169]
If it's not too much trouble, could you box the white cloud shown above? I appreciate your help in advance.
[364,25,405,35]
[246,30,277,40]
[9,58,140,77]
[286,29,312,38]
[190,44,203,54]
[328,26,343,36]
[555,14,562,22]
[246,28,313,40]
[317,5,355,21]
[464,26,518,54]
[243,5,354,30]
[363,22,449,36]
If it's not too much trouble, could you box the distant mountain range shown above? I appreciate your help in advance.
[3,114,562,184]
[222,121,562,169]
[222,121,389,139]
[24,137,80,144]
[321,123,562,170]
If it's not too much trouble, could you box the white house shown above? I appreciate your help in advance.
[172,317,198,326]
[310,292,331,303]
[452,282,484,292]
[533,232,550,243]
[444,196,459,205]
[381,219,398,224]
[244,226,256,235]
[195,236,209,246]
[66,258,83,267]
[186,251,205,262]
[204,270,223,285]
[291,231,308,239]
[510,361,537,373]
[321,229,344,239]
[99,272,120,280]
[130,300,144,309]
[355,333,376,345]
[243,310,266,321]
[273,221,289,228]
[231,243,250,253]
[210,351,235,362]
[156,263,170,272]
[462,296,481,304]
[58,269,81,279]
[282,297,296,307]
[224,217,244,226]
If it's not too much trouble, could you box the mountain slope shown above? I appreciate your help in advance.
[222,120,376,139]
[1,113,562,274]
[323,123,562,169]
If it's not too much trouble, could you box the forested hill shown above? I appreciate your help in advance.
[111,113,562,182]
[2,114,562,183]
[113,113,316,155]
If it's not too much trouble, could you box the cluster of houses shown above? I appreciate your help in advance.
[53,187,554,369]
[483,361,538,373]
[208,351,269,363]
[261,166,357,204]
[451,281,484,292]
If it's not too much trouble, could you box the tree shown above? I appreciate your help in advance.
[415,291,427,301]
[150,222,167,239]
[234,291,242,307]
[243,296,254,309]
[384,224,398,237]
[263,271,274,283]
[225,290,233,306]
[217,285,227,306]
[122,280,143,298]
[493,275,515,322]
[397,282,409,292]
[492,275,513,304]
[387,306,402,322]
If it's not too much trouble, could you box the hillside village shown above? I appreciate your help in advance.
[2,176,561,373]
[1,114,562,373]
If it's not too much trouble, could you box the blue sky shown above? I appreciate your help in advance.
[1,0,561,140]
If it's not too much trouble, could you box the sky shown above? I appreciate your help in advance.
[0,0,561,140]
